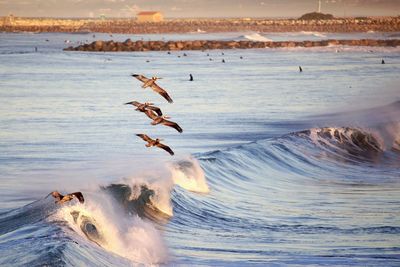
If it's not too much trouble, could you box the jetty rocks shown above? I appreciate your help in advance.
[64,39,400,52]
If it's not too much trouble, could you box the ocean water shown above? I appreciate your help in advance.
[0,31,400,266]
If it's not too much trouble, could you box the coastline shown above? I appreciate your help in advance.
[1,17,400,33]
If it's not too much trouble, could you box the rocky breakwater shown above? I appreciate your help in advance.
[64,39,400,52]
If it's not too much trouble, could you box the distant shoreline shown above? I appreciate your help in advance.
[1,17,400,33]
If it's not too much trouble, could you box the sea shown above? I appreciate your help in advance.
[0,30,399,266]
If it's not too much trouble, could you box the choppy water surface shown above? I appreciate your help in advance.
[0,32,400,266]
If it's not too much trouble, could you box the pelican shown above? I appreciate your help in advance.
[136,134,174,156]
[189,74,193,81]
[47,191,84,204]
[144,111,183,133]
[131,74,173,103]
[299,66,303,72]
[124,101,162,116]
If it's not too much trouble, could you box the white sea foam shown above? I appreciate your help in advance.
[54,193,168,265]
[300,31,327,38]
[169,157,209,193]
[243,33,272,42]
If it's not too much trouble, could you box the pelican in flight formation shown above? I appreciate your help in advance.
[124,101,163,116]
[136,134,174,155]
[145,111,183,133]
[47,191,85,204]
[131,74,173,103]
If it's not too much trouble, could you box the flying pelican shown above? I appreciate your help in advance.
[131,74,173,103]
[124,101,163,116]
[46,191,85,204]
[136,134,174,156]
[144,111,183,133]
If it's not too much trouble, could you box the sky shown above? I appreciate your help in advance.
[0,0,399,18]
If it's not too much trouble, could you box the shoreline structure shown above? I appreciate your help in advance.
[1,17,400,33]
[64,39,400,52]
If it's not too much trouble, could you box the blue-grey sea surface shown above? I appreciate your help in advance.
[0,31,399,266]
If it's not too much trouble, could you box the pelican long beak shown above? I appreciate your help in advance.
[124,101,132,105]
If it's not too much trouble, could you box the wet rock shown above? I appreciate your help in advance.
[63,39,400,52]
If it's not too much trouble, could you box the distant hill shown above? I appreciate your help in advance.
[299,12,334,20]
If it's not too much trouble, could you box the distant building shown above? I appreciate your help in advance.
[137,11,163,22]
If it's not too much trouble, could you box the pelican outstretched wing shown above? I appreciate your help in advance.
[162,119,183,133]
[144,109,158,120]
[71,192,85,204]
[146,105,163,116]
[150,83,173,103]
[136,134,153,143]
[132,74,150,84]
[45,191,63,201]
[157,143,174,156]
[124,101,141,107]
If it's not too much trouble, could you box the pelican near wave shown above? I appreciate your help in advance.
[136,134,174,156]
[46,191,85,204]
[144,111,183,133]
[131,74,173,103]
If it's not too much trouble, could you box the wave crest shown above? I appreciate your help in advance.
[170,157,209,193]
[242,32,272,42]
[298,127,384,153]
[55,196,168,265]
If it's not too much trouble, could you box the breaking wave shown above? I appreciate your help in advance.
[242,32,273,42]
[1,102,399,266]
[0,157,209,266]
[300,31,327,38]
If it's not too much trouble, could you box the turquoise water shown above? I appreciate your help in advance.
[0,32,400,266]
